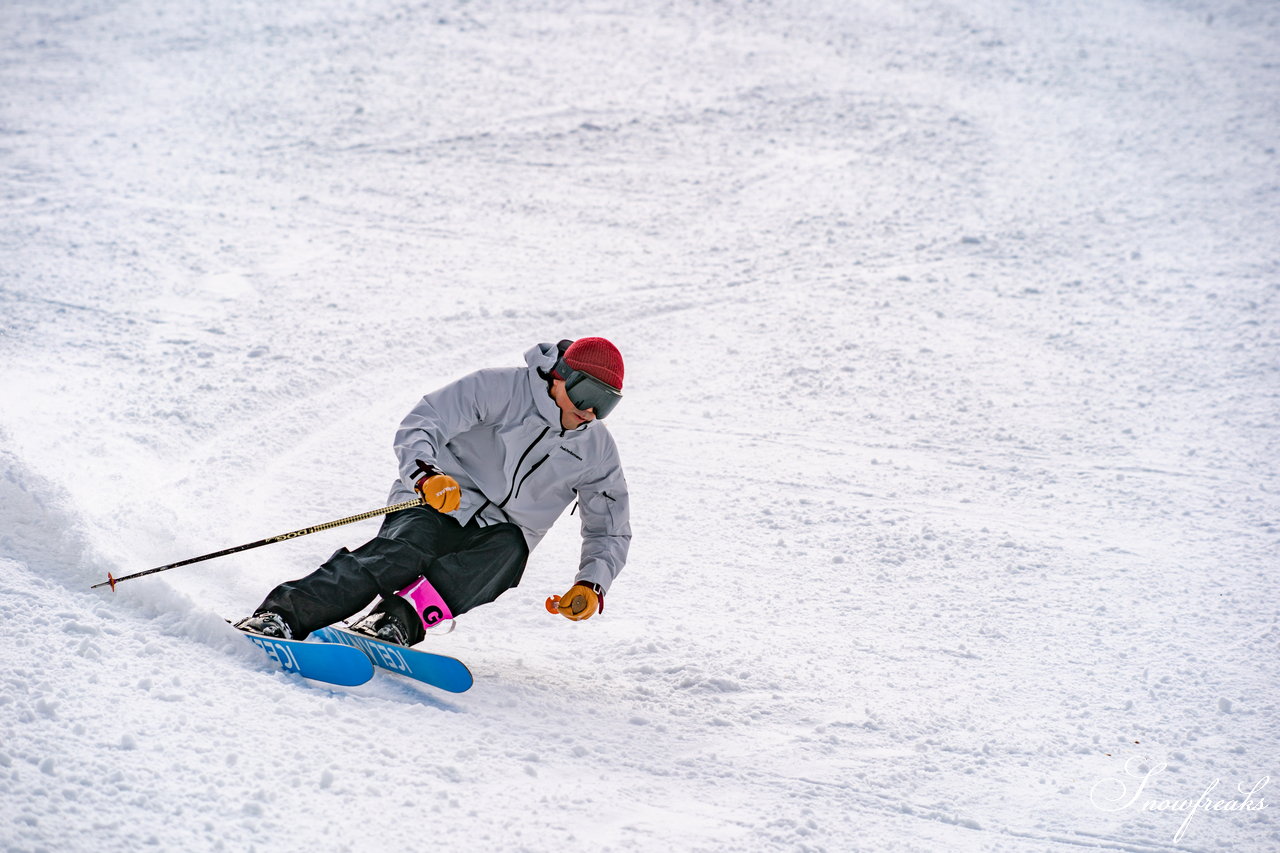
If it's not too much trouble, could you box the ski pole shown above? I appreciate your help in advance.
[91,496,426,591]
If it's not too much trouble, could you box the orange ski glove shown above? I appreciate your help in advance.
[414,462,460,513]
[545,582,603,621]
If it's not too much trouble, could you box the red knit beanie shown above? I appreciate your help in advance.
[564,337,624,390]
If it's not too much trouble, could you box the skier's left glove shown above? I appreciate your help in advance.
[545,582,603,621]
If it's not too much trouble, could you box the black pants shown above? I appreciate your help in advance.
[258,506,528,641]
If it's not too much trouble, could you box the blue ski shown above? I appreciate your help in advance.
[312,625,473,693]
[240,631,374,686]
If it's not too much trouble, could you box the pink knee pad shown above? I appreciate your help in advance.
[397,577,454,630]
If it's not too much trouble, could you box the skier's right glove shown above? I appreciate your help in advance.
[545,583,602,621]
[414,462,460,513]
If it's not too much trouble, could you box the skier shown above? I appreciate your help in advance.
[235,337,631,646]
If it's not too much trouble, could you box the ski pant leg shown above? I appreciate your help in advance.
[369,520,530,637]
[428,521,530,615]
[257,506,462,639]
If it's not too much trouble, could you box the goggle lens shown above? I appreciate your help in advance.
[564,370,622,419]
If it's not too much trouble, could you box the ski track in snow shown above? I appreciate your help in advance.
[1,0,1277,850]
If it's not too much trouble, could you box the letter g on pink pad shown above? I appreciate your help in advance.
[397,577,453,629]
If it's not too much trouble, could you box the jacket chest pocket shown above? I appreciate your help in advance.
[509,444,582,505]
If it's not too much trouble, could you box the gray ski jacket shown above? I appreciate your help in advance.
[388,342,631,593]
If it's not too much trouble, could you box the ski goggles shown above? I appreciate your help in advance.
[556,358,623,419]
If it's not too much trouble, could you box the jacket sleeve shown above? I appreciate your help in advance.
[574,446,631,594]
[392,370,493,492]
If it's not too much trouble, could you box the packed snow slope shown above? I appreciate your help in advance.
[2,0,1277,850]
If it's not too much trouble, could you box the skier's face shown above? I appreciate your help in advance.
[550,379,597,430]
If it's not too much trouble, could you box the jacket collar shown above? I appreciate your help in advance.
[524,341,593,433]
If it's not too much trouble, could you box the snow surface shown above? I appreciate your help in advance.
[2,0,1278,850]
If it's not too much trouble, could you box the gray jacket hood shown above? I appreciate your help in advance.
[524,341,576,428]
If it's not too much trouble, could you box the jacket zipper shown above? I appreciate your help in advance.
[510,454,549,504]
[498,427,550,508]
